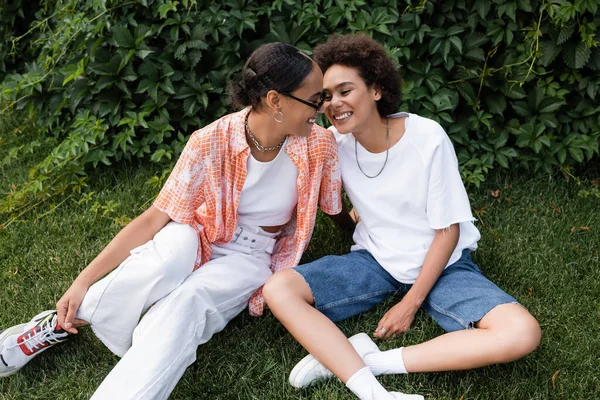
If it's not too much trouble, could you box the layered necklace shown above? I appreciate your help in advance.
[355,118,389,178]
[245,112,286,152]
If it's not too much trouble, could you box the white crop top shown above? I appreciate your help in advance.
[237,139,299,227]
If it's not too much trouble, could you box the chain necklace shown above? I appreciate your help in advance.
[245,112,286,152]
[355,118,389,179]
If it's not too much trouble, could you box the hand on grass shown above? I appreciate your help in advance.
[56,281,90,334]
[374,298,419,339]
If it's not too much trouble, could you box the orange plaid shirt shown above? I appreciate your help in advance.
[153,107,342,316]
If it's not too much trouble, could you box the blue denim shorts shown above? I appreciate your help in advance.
[293,249,518,332]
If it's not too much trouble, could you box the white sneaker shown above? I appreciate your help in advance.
[289,332,380,388]
[391,392,425,400]
[0,310,68,377]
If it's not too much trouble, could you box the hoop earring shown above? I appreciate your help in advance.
[274,111,284,123]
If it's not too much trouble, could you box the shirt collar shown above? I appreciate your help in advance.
[230,107,251,156]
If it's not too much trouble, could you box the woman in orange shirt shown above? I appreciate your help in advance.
[0,42,341,399]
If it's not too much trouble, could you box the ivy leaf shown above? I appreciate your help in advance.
[175,44,187,60]
[161,78,176,95]
[558,148,567,164]
[188,50,203,68]
[517,0,533,12]
[184,97,197,116]
[448,36,462,54]
[512,100,531,117]
[139,62,159,81]
[112,25,135,48]
[486,92,507,115]
[464,32,489,49]
[121,63,137,82]
[587,47,600,71]
[465,47,485,61]
[557,23,575,45]
[492,130,509,149]
[454,81,476,103]
[538,98,564,113]
[375,24,392,36]
[563,42,591,69]
[500,84,527,99]
[446,26,467,37]
[539,40,562,66]
[474,1,490,19]
[137,50,153,60]
[569,147,584,162]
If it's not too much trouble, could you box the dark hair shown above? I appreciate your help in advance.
[229,42,314,109]
[313,34,402,116]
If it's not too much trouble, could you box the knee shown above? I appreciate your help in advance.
[263,270,311,310]
[153,223,197,279]
[511,313,542,356]
[163,223,198,262]
[496,312,542,361]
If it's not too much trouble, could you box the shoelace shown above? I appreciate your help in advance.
[8,315,66,352]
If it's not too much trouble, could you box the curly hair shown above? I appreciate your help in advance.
[313,34,402,116]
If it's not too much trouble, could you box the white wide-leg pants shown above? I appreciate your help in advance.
[76,222,274,400]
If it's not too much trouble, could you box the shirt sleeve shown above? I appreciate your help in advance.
[319,132,343,215]
[153,130,206,224]
[426,128,475,229]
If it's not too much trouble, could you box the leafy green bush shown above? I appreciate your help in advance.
[1,0,599,224]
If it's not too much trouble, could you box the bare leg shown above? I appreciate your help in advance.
[263,270,365,382]
[401,303,541,372]
[265,272,540,376]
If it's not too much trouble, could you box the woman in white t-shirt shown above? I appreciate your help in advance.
[263,34,541,400]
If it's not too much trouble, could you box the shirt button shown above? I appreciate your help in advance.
[251,239,256,243]
[243,237,248,240]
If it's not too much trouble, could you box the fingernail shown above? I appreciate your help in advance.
[64,322,72,328]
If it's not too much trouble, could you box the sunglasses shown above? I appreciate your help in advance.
[281,91,331,111]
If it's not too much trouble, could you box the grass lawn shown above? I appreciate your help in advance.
[0,125,599,399]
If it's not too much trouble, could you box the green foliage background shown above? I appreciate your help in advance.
[1,0,599,222]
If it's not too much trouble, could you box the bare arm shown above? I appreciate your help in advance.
[375,223,460,338]
[57,205,171,333]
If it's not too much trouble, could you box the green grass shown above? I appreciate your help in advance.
[0,127,599,399]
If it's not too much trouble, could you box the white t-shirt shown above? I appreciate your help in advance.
[237,139,299,227]
[333,112,480,284]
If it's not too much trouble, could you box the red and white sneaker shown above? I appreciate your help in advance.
[0,310,68,377]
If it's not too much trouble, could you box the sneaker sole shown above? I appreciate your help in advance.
[289,353,323,388]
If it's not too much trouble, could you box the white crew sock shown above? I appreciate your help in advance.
[345,366,396,400]
[364,347,408,376]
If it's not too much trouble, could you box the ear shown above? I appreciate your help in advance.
[264,90,282,112]
[371,84,382,102]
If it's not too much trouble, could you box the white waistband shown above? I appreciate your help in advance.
[230,225,278,254]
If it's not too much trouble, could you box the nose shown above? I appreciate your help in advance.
[329,93,342,109]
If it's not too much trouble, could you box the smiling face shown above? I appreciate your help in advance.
[278,62,324,137]
[322,64,381,135]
